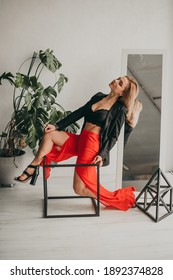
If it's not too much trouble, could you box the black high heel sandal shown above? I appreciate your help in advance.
[14,164,39,185]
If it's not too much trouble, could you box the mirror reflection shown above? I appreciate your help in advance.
[122,54,162,191]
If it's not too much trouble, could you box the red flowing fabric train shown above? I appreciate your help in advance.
[42,130,136,211]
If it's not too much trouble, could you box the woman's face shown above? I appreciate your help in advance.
[109,76,129,95]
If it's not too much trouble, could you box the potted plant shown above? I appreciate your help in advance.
[0,49,79,186]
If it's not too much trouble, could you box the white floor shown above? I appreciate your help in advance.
[0,176,173,260]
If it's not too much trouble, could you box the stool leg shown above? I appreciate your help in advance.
[96,165,100,216]
[43,157,48,218]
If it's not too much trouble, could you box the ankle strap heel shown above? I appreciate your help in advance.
[30,166,39,185]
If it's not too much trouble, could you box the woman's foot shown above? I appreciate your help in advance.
[14,165,39,185]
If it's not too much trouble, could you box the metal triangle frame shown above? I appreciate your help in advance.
[135,168,173,222]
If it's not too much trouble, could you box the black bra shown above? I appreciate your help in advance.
[85,106,108,128]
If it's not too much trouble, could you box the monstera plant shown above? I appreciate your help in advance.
[0,49,79,158]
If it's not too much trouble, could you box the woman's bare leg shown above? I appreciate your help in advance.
[18,131,69,180]
[73,171,96,198]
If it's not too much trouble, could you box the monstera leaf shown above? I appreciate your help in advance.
[57,74,68,93]
[15,107,49,149]
[0,49,79,156]
[0,72,14,85]
[39,49,62,73]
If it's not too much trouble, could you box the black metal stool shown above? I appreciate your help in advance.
[42,157,100,218]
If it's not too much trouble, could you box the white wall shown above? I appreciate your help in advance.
[0,0,173,185]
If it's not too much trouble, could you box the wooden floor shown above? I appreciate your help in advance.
[0,176,173,260]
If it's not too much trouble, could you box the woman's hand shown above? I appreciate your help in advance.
[93,155,103,167]
[44,124,56,133]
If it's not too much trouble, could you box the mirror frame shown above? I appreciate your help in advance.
[115,49,167,188]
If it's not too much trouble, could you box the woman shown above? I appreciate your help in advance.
[15,76,142,210]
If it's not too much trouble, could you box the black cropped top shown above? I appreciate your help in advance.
[85,106,109,128]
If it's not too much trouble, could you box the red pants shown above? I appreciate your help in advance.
[42,129,136,211]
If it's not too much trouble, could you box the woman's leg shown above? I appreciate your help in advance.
[31,131,69,165]
[74,130,136,210]
[73,130,99,198]
[73,171,96,198]
[18,130,70,180]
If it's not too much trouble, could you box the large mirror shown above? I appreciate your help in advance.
[122,53,162,191]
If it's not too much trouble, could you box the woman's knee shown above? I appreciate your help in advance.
[43,131,55,141]
[73,173,83,195]
[73,184,83,196]
[43,131,65,145]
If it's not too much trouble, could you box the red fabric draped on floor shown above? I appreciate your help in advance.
[41,129,136,211]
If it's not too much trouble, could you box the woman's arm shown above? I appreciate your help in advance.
[44,105,88,133]
[98,110,126,161]
[55,104,87,131]
[55,93,101,131]
[44,92,105,134]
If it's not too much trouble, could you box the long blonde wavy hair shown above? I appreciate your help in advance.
[121,76,139,125]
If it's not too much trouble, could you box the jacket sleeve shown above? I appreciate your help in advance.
[124,121,133,147]
[55,93,101,130]
[55,99,92,131]
[98,110,126,160]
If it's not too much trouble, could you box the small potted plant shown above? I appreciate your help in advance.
[0,49,79,186]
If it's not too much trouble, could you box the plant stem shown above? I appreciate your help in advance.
[35,62,42,77]
[53,80,58,88]
[15,52,37,112]
[36,64,44,80]
[13,87,17,111]
[55,102,65,112]
[18,57,33,72]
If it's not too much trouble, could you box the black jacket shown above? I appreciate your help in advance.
[56,92,133,166]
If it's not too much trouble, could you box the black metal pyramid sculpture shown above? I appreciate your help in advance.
[135,168,173,222]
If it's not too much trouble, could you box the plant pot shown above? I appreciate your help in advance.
[0,150,25,187]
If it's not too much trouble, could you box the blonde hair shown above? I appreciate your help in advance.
[122,76,139,124]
